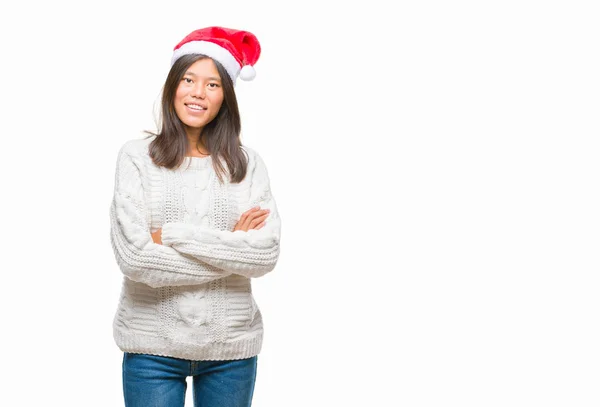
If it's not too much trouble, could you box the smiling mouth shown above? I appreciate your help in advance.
[186,103,206,111]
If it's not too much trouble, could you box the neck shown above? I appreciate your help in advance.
[185,129,209,156]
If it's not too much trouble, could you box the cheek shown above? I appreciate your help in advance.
[174,85,186,104]
[173,86,187,117]
[210,93,224,113]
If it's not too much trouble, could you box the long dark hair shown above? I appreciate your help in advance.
[146,54,248,183]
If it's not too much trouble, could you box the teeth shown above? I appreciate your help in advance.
[187,104,205,110]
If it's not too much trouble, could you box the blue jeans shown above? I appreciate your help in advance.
[122,352,258,407]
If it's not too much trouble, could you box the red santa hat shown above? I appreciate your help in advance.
[171,26,261,85]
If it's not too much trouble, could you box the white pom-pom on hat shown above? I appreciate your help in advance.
[239,65,256,81]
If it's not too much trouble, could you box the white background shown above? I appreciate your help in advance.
[1,0,599,406]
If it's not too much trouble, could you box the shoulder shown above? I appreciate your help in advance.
[240,144,258,160]
[240,145,272,183]
[240,145,268,169]
[118,135,155,158]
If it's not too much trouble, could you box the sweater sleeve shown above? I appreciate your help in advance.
[160,151,281,279]
[109,142,231,288]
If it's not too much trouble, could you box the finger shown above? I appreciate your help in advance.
[237,208,255,229]
[241,210,261,229]
[245,206,261,214]
[237,208,268,231]
[248,212,269,224]
[246,209,269,220]
[254,221,265,230]
[240,207,260,222]
[249,213,269,228]
[243,209,268,225]
[239,209,253,222]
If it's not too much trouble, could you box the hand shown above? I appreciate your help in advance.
[151,228,162,245]
[233,206,270,232]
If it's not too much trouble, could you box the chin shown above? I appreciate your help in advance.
[182,118,207,128]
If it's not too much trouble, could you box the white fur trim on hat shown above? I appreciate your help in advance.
[171,40,241,83]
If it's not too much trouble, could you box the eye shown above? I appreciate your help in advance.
[207,83,221,88]
[182,78,193,84]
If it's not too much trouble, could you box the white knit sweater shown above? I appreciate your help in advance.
[109,135,281,361]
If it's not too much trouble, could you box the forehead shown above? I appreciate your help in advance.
[185,58,221,79]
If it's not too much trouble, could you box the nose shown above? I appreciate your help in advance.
[191,83,205,99]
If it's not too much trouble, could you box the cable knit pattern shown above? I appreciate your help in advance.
[160,151,281,277]
[110,135,281,361]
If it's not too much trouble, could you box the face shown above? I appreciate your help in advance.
[174,58,224,136]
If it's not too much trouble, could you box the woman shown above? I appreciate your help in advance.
[109,26,281,407]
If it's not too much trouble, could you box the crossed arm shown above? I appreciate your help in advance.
[151,206,270,244]
[110,144,280,287]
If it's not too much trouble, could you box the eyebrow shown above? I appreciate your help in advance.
[184,72,221,81]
